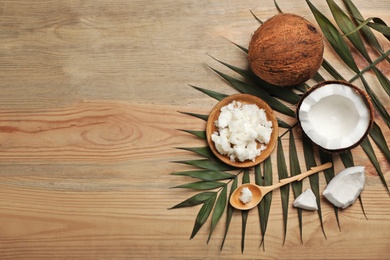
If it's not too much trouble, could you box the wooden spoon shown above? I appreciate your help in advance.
[229,162,333,210]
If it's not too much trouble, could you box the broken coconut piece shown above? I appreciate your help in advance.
[297,81,373,152]
[293,189,318,211]
[323,166,365,209]
[239,187,253,204]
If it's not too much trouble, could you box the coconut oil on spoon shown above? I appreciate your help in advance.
[229,162,333,210]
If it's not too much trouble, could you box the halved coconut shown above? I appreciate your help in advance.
[297,81,373,152]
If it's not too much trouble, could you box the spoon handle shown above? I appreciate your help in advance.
[275,162,332,188]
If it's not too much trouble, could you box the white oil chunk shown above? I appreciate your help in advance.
[323,166,365,209]
[211,101,273,162]
[293,189,318,210]
[239,187,253,204]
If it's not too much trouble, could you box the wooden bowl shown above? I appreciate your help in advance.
[206,93,278,168]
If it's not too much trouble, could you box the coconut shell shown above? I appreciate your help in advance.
[296,80,374,153]
[248,13,324,87]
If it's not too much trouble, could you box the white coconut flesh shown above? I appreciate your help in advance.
[239,187,253,204]
[323,166,365,209]
[298,83,371,150]
[293,188,318,211]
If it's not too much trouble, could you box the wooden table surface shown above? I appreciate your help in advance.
[0,0,389,259]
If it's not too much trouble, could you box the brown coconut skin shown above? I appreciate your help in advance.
[296,80,374,153]
[248,13,324,87]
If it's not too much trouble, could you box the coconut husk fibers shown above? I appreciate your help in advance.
[248,13,324,87]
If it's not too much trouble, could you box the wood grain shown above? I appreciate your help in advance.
[0,0,389,259]
[0,102,188,163]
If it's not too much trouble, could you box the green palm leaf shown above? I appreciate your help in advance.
[209,66,296,117]
[173,181,226,190]
[307,0,359,73]
[360,138,390,193]
[221,176,238,250]
[179,111,208,121]
[259,157,273,250]
[289,130,303,243]
[312,71,326,83]
[174,158,236,171]
[241,169,250,253]
[371,68,390,97]
[208,185,227,243]
[339,151,367,219]
[358,18,390,40]
[254,164,264,245]
[339,150,354,168]
[327,0,370,60]
[228,40,249,53]
[318,150,340,230]
[277,118,291,129]
[326,0,390,97]
[179,129,206,139]
[190,193,217,239]
[294,83,310,93]
[343,0,385,53]
[170,192,216,209]
[273,0,283,14]
[322,58,345,80]
[302,133,326,238]
[372,68,390,97]
[369,123,390,161]
[277,137,289,245]
[345,17,390,40]
[190,85,228,101]
[209,55,301,104]
[349,49,390,83]
[360,77,390,128]
[176,147,214,158]
[172,170,235,181]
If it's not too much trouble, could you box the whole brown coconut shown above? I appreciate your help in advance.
[248,13,324,87]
